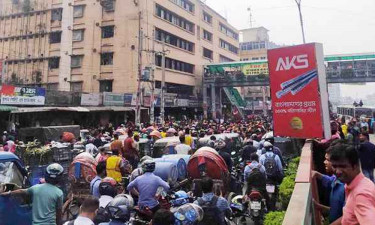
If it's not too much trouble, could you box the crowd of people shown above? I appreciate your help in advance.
[2,112,375,225]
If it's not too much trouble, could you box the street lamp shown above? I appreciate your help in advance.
[295,0,306,44]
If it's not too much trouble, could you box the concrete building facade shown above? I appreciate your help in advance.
[0,0,239,97]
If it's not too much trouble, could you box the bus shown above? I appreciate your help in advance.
[337,105,375,118]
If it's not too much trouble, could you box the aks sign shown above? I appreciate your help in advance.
[276,54,309,71]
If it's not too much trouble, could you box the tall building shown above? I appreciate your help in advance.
[238,27,281,110]
[0,0,239,97]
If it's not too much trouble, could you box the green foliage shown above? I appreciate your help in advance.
[279,176,295,209]
[264,211,286,225]
[284,156,300,178]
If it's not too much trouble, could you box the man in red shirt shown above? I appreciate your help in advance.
[329,143,375,225]
[123,130,139,169]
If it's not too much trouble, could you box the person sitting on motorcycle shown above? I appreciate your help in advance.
[244,153,270,211]
[193,177,231,225]
[99,177,118,208]
[259,141,284,184]
[98,196,132,225]
[106,148,132,183]
[262,136,285,167]
[215,140,232,172]
[126,159,170,214]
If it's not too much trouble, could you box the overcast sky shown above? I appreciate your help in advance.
[206,0,375,55]
[205,0,375,99]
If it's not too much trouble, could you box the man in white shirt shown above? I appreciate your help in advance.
[175,136,192,154]
[64,196,99,225]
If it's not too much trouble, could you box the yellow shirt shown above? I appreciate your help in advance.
[341,124,348,136]
[161,132,167,138]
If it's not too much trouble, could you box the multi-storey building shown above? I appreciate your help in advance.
[0,0,239,98]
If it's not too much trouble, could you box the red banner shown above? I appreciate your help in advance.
[268,43,326,138]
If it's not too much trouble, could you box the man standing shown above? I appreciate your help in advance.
[175,136,192,154]
[110,133,123,154]
[329,143,375,224]
[358,132,375,182]
[123,130,139,169]
[90,161,106,198]
[106,149,131,183]
[1,163,64,225]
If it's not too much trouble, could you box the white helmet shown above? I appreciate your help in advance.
[263,141,273,149]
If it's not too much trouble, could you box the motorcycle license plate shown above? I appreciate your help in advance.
[250,201,261,210]
[266,184,275,193]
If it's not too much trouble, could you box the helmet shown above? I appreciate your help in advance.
[142,159,156,173]
[99,178,117,197]
[140,156,153,165]
[170,191,189,207]
[174,203,204,224]
[106,197,131,222]
[263,141,273,150]
[45,163,64,184]
[114,194,134,208]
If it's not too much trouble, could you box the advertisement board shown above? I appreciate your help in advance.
[124,94,133,105]
[143,96,151,107]
[81,93,101,106]
[103,92,124,106]
[1,85,46,105]
[268,43,330,139]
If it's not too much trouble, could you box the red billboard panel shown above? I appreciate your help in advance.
[268,43,330,138]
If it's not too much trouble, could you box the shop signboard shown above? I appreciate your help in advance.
[124,94,133,105]
[131,94,137,106]
[103,92,124,106]
[143,96,151,107]
[177,99,189,107]
[1,85,46,105]
[81,93,101,106]
[268,43,330,139]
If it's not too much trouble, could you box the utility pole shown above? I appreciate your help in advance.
[295,0,306,44]
[160,41,166,124]
[135,11,142,126]
[149,30,156,124]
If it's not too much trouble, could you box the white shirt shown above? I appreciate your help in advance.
[99,195,113,208]
[175,144,191,154]
[64,216,94,225]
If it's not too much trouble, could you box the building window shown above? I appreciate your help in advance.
[101,26,114,38]
[72,29,84,42]
[155,55,194,74]
[101,52,114,65]
[100,80,113,92]
[219,39,238,54]
[47,83,59,90]
[219,55,234,62]
[252,57,259,60]
[155,28,194,52]
[203,48,213,59]
[49,32,61,44]
[51,8,62,21]
[169,0,194,13]
[203,30,212,41]
[70,82,83,92]
[203,11,212,24]
[73,5,85,18]
[71,55,83,68]
[49,57,60,69]
[102,0,115,12]
[155,4,195,34]
[219,23,238,40]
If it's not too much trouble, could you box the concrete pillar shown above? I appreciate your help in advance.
[203,83,208,119]
[211,84,216,120]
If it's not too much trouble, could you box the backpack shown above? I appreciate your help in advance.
[197,196,224,225]
[247,164,266,188]
[93,206,110,225]
[264,154,278,180]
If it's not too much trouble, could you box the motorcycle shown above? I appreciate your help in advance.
[265,181,278,211]
[248,189,266,225]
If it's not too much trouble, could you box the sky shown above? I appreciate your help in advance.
[205,0,375,99]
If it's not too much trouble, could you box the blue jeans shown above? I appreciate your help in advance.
[362,169,374,182]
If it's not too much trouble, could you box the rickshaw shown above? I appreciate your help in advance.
[153,136,181,158]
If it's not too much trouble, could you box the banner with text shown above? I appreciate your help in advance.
[268,43,330,138]
[103,92,124,106]
[1,85,45,105]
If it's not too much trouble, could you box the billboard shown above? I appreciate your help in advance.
[81,93,101,106]
[268,43,330,139]
[1,85,46,105]
[103,92,124,106]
